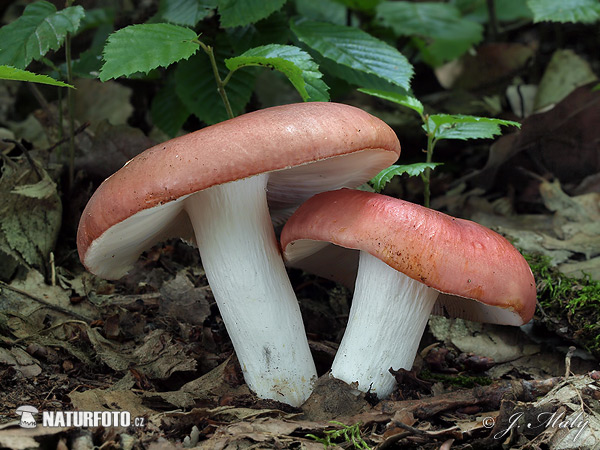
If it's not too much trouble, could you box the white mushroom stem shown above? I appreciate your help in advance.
[331,251,439,398]
[185,173,316,407]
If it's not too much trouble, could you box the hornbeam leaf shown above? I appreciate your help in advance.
[291,20,413,92]
[225,44,329,101]
[100,23,198,81]
[370,163,441,192]
[0,65,73,87]
[218,0,286,27]
[527,0,600,23]
[358,88,423,115]
[426,115,520,141]
[0,1,84,69]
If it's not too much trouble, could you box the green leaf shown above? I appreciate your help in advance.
[357,88,423,114]
[291,19,413,92]
[454,0,533,22]
[175,49,256,125]
[0,1,85,69]
[375,2,482,65]
[100,24,199,81]
[218,0,286,27]
[332,0,384,11]
[225,11,290,53]
[0,65,73,87]
[151,77,191,136]
[370,163,442,192]
[426,115,520,141]
[157,0,217,26]
[294,0,348,25]
[526,0,600,23]
[226,44,329,101]
[376,2,482,41]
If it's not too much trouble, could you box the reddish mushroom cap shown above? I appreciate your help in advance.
[281,189,537,325]
[77,103,400,276]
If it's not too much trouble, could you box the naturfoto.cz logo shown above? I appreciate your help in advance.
[16,406,145,428]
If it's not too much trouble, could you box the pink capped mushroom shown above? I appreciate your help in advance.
[281,189,537,399]
[77,103,401,406]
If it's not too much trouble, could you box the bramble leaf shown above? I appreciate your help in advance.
[426,115,520,141]
[218,0,286,27]
[370,163,441,192]
[100,24,198,81]
[225,44,329,101]
[526,0,600,23]
[291,19,413,92]
[0,1,84,69]
[358,88,423,115]
[0,65,73,87]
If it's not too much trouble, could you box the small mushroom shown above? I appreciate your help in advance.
[281,189,537,398]
[16,405,39,428]
[77,103,401,406]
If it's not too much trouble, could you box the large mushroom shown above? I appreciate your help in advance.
[77,103,401,406]
[281,189,536,399]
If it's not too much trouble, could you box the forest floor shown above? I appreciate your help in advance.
[1,26,600,450]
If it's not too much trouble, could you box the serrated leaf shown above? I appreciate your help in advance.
[295,0,348,25]
[291,19,413,92]
[376,2,482,41]
[0,1,84,69]
[225,44,329,101]
[226,11,290,53]
[456,0,533,22]
[151,77,191,137]
[100,24,198,81]
[0,65,73,87]
[218,0,286,28]
[375,2,482,65]
[175,48,256,125]
[370,163,441,192]
[358,88,423,114]
[157,0,217,26]
[333,0,384,11]
[526,0,600,23]
[426,115,520,141]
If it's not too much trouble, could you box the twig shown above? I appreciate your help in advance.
[564,346,576,378]
[1,138,43,180]
[0,280,90,322]
[45,121,90,153]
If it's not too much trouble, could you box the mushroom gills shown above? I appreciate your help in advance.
[331,251,439,398]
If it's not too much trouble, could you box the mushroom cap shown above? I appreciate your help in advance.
[15,405,38,414]
[77,102,400,278]
[281,189,537,325]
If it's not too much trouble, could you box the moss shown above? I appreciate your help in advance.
[524,253,600,357]
[420,369,493,388]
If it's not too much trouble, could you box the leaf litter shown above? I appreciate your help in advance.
[1,27,599,450]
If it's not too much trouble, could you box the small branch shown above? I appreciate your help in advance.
[196,39,235,119]
[65,31,76,190]
[2,138,43,180]
[45,121,90,153]
[486,0,498,41]
[0,280,90,322]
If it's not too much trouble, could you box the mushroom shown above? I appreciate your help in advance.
[77,103,401,406]
[280,189,537,399]
[16,405,38,428]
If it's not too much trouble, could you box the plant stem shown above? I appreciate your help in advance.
[421,115,436,209]
[196,40,235,119]
[65,31,75,189]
